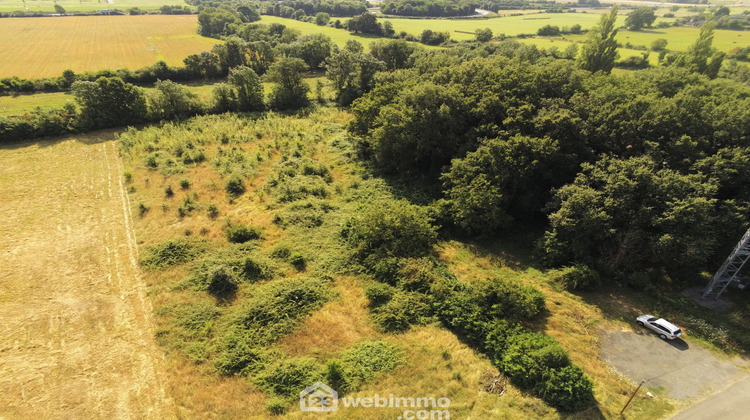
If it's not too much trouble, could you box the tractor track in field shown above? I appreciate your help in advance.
[0,137,175,419]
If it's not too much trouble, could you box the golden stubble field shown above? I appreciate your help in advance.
[0,15,220,79]
[0,135,176,418]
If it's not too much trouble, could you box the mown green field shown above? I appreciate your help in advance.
[559,26,749,52]
[0,0,189,12]
[259,15,393,49]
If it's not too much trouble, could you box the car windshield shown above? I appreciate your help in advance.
[675,329,682,335]
[647,317,657,322]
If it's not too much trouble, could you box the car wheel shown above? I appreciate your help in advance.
[659,334,667,340]
[637,321,644,326]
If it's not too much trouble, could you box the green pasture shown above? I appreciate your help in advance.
[516,37,659,65]
[559,26,749,52]
[0,78,329,116]
[0,0,189,13]
[260,15,387,49]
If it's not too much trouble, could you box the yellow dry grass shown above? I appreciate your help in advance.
[0,133,176,418]
[0,15,219,79]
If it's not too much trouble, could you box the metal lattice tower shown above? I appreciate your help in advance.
[702,228,750,300]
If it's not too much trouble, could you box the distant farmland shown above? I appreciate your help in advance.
[0,15,220,79]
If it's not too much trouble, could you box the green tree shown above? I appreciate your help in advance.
[442,135,575,234]
[228,66,264,112]
[246,41,275,75]
[72,77,147,129]
[346,12,383,35]
[368,39,418,70]
[325,49,385,105]
[315,12,330,26]
[280,33,333,70]
[54,4,65,14]
[651,38,668,51]
[578,5,619,73]
[624,7,656,30]
[198,7,241,38]
[265,57,310,110]
[542,156,720,277]
[671,22,725,78]
[148,79,201,120]
[475,28,492,42]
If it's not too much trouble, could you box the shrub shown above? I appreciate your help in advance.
[266,397,288,415]
[243,255,276,281]
[225,222,262,243]
[254,357,324,397]
[342,200,438,269]
[324,359,351,394]
[270,244,292,259]
[214,329,270,376]
[230,277,335,344]
[289,252,306,271]
[371,291,431,333]
[536,365,595,412]
[207,265,238,297]
[140,238,206,269]
[165,184,174,197]
[225,173,246,197]
[180,178,191,189]
[207,203,219,218]
[364,283,395,306]
[498,332,570,389]
[477,277,546,321]
[340,341,400,389]
[551,264,600,291]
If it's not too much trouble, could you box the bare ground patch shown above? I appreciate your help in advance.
[0,137,175,418]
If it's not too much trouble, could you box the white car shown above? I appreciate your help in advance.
[636,315,682,340]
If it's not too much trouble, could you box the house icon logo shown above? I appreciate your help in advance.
[300,381,339,412]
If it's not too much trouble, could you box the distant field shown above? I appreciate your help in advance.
[259,15,388,49]
[0,0,188,12]
[384,12,623,41]
[0,15,219,79]
[559,26,749,52]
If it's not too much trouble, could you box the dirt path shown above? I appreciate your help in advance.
[0,136,174,419]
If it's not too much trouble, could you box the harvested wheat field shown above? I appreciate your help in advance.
[0,15,219,79]
[0,135,175,418]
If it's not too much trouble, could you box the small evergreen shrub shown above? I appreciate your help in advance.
[225,173,246,197]
[265,397,288,415]
[207,265,238,297]
[289,252,306,271]
[364,283,395,306]
[180,178,191,189]
[225,222,262,243]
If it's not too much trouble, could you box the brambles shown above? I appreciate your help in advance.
[140,238,207,269]
[550,264,600,291]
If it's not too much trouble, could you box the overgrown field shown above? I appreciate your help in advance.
[118,109,679,419]
[0,15,219,78]
[0,0,188,12]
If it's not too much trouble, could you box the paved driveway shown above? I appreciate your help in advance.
[600,327,746,400]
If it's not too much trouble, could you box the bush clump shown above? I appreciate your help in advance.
[207,265,239,297]
[342,200,438,270]
[229,277,335,345]
[225,173,246,197]
[214,329,271,376]
[254,357,324,397]
[140,238,207,269]
[551,264,600,291]
[371,291,432,333]
[477,277,546,321]
[364,283,395,306]
[225,221,262,243]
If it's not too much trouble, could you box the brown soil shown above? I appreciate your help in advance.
[0,136,175,419]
